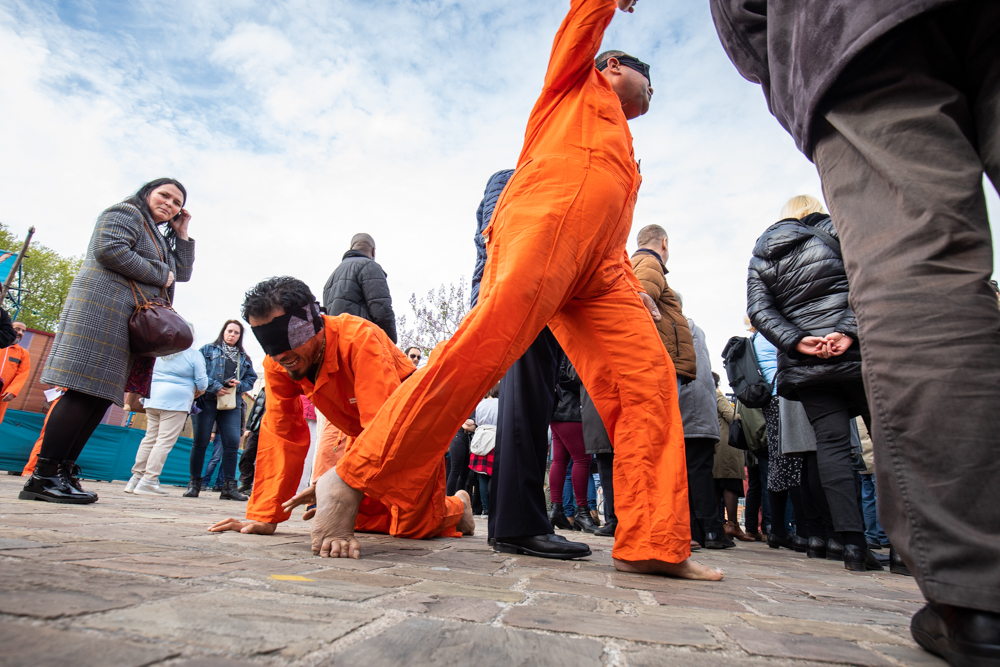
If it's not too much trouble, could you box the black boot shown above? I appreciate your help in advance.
[889,547,913,577]
[548,504,573,530]
[59,460,98,501]
[791,535,809,553]
[826,536,845,561]
[572,506,598,533]
[237,481,253,494]
[183,477,201,498]
[18,458,97,504]
[220,479,248,501]
[843,544,884,572]
[767,532,795,550]
[807,536,827,558]
[594,520,617,537]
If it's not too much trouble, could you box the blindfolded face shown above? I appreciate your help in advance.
[250,303,324,380]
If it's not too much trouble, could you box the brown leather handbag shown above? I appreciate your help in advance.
[127,220,193,357]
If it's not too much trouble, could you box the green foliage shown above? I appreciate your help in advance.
[396,278,469,356]
[1,222,83,332]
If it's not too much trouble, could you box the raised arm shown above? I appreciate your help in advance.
[543,0,620,95]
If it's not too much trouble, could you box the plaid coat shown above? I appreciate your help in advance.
[42,202,195,406]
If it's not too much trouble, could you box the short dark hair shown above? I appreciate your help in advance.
[712,372,721,388]
[596,50,629,69]
[242,277,317,322]
[404,346,421,356]
[214,319,246,355]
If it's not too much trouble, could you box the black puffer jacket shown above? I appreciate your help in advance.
[552,351,582,423]
[322,250,397,343]
[747,213,860,398]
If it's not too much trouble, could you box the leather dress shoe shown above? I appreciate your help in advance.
[745,529,765,542]
[807,536,827,558]
[791,535,809,553]
[494,533,592,560]
[594,520,616,537]
[705,532,735,549]
[767,532,795,550]
[890,547,913,577]
[911,603,1000,666]
[843,544,884,572]
[826,537,845,561]
[867,540,884,550]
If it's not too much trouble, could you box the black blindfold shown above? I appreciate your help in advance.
[251,302,323,357]
[596,55,651,86]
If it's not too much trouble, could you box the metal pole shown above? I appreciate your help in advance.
[0,226,34,303]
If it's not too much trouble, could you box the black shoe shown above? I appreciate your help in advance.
[867,540,884,550]
[843,544,884,572]
[572,507,598,534]
[911,603,1000,666]
[548,504,573,531]
[18,458,97,504]
[826,537,845,561]
[237,482,253,495]
[494,534,592,560]
[182,477,201,498]
[791,535,809,553]
[58,460,99,501]
[594,520,617,537]
[889,547,913,577]
[705,532,734,549]
[745,530,765,542]
[807,536,827,559]
[767,532,795,550]
[219,480,248,501]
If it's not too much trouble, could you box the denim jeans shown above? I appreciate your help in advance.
[561,458,597,516]
[477,473,491,516]
[860,473,889,545]
[190,399,242,482]
[202,435,223,487]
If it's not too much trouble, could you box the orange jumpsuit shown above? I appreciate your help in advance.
[337,0,690,564]
[22,394,59,476]
[245,314,465,539]
[0,343,30,426]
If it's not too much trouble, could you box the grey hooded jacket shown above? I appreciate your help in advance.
[678,318,721,442]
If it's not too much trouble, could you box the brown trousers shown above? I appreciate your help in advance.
[812,2,1000,613]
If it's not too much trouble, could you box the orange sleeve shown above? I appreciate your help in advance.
[245,358,310,525]
[543,0,617,94]
[5,346,30,396]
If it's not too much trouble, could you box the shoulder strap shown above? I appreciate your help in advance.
[800,223,842,259]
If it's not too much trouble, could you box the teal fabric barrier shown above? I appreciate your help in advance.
[0,408,224,487]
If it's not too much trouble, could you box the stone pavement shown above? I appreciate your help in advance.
[0,475,941,667]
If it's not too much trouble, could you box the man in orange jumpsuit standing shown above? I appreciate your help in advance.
[311,0,721,580]
[0,321,30,427]
[209,276,474,539]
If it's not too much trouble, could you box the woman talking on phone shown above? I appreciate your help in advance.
[184,320,257,500]
[21,178,195,504]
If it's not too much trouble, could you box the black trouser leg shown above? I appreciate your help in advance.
[489,328,559,541]
[789,485,808,538]
[595,452,615,524]
[445,430,470,496]
[745,464,762,532]
[685,437,722,537]
[239,430,259,485]
[39,390,113,462]
[768,489,789,537]
[800,452,833,539]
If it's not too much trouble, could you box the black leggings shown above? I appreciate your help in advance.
[768,485,807,538]
[38,390,114,462]
[446,429,471,496]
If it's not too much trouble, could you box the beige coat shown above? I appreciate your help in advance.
[714,390,745,480]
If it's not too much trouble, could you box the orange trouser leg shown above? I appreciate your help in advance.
[338,162,632,539]
[21,402,56,476]
[549,273,691,564]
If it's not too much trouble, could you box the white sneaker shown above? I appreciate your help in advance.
[124,474,141,493]
[133,480,169,496]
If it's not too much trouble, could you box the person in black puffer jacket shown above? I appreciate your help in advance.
[322,233,397,343]
[748,194,877,574]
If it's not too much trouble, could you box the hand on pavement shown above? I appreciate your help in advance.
[208,518,276,535]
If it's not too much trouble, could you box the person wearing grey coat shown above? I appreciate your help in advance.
[677,318,727,549]
[712,1,1000,654]
[21,179,194,505]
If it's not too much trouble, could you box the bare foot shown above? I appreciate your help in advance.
[614,557,724,581]
[455,490,475,535]
[311,468,364,558]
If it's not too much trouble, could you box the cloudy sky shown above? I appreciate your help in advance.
[1,0,997,384]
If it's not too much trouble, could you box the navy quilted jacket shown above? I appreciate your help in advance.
[471,169,514,308]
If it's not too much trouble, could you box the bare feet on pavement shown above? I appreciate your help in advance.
[311,468,364,558]
[455,489,475,535]
[613,557,724,581]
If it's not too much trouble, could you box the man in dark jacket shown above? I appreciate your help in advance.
[322,233,397,343]
[0,307,15,349]
[712,1,1000,657]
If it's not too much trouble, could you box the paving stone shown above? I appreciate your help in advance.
[377,592,503,622]
[306,568,421,588]
[747,601,911,627]
[217,571,390,601]
[389,565,521,589]
[723,624,895,666]
[0,537,58,549]
[872,644,948,666]
[503,606,718,646]
[638,604,744,626]
[652,590,751,611]
[0,559,190,618]
[332,617,603,667]
[547,569,609,586]
[410,580,525,603]
[64,553,249,579]
[76,589,381,655]
[848,586,926,604]
[174,660,261,667]
[737,614,910,644]
[525,577,641,602]
[0,620,178,667]
[625,647,752,667]
[531,593,623,614]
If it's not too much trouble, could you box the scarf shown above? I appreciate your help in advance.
[221,343,240,364]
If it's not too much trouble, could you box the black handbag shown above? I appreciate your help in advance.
[728,415,750,450]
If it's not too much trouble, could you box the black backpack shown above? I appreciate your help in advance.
[721,336,772,408]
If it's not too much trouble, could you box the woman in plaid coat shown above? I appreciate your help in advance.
[20,178,195,505]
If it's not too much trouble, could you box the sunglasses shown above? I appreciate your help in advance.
[597,55,651,86]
